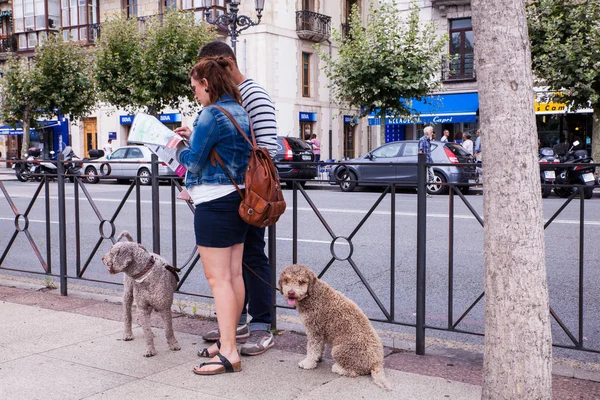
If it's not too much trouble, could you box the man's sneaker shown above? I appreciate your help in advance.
[201,324,250,342]
[240,330,274,356]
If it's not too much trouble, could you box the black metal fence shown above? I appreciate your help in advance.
[0,154,599,356]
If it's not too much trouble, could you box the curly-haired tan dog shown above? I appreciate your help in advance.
[102,231,181,357]
[279,264,390,389]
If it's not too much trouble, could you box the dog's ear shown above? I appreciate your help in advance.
[117,231,135,242]
[277,275,284,295]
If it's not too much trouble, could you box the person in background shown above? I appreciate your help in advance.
[418,126,435,197]
[190,41,278,357]
[440,129,450,143]
[175,57,252,375]
[103,139,113,155]
[310,133,321,162]
[474,129,482,161]
[454,131,463,144]
[462,132,474,155]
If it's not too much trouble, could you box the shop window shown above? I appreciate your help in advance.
[302,52,310,97]
[449,18,474,80]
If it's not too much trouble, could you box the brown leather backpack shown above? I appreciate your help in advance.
[210,105,286,228]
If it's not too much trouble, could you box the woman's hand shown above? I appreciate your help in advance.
[174,126,192,140]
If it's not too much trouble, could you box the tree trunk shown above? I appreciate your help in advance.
[21,110,31,159]
[379,107,387,146]
[591,107,600,176]
[472,1,552,399]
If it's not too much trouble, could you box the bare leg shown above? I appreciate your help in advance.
[123,277,134,341]
[196,245,243,372]
[138,305,156,357]
[298,332,324,369]
[230,243,245,323]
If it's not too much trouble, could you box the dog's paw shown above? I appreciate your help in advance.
[298,358,318,370]
[143,349,156,357]
[169,341,181,351]
[123,333,134,341]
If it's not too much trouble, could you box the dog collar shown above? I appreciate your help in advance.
[132,256,155,281]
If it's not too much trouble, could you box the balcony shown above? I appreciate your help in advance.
[442,54,476,82]
[0,35,17,57]
[296,10,331,42]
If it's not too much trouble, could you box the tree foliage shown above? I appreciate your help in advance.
[527,0,600,161]
[318,0,445,143]
[94,10,215,116]
[0,34,96,157]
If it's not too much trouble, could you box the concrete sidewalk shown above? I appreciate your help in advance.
[0,282,599,399]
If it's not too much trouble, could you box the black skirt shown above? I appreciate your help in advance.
[193,190,248,248]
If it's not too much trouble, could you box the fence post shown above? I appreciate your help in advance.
[151,153,160,253]
[57,154,68,296]
[416,153,427,355]
[269,224,277,330]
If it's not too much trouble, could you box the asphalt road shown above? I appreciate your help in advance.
[1,177,599,364]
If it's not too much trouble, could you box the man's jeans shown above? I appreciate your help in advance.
[239,225,272,332]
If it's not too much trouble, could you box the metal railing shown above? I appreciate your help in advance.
[0,154,599,356]
[295,10,331,42]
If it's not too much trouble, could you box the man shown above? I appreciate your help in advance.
[418,126,435,196]
[103,139,113,155]
[192,41,278,356]
[440,129,450,143]
[473,129,482,161]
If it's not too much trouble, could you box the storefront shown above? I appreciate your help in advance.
[368,93,480,142]
[534,90,593,154]
[299,111,317,140]
[0,119,70,160]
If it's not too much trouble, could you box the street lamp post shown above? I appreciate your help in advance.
[202,0,265,55]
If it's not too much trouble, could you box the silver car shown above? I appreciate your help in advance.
[329,140,477,195]
[83,145,179,185]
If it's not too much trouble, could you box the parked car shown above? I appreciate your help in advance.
[329,140,477,195]
[82,145,179,185]
[274,136,317,187]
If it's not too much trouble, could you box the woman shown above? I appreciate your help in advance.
[175,57,251,375]
[310,133,321,162]
[462,132,474,155]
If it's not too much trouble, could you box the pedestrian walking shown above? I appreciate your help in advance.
[103,139,113,155]
[310,133,321,162]
[418,126,435,197]
[474,129,482,161]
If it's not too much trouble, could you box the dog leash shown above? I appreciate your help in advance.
[242,261,282,293]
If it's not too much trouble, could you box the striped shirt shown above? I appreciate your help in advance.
[238,78,278,159]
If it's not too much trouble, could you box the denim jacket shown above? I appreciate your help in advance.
[176,95,251,188]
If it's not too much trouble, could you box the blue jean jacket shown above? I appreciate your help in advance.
[177,95,251,187]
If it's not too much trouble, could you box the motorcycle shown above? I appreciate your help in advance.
[12,147,43,182]
[552,141,596,199]
[13,147,82,182]
[539,147,559,198]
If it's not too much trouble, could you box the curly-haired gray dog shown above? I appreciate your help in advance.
[279,264,390,390]
[102,231,181,357]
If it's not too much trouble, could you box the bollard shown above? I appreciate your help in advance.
[416,153,427,355]
[269,223,278,330]
[57,154,68,296]
[151,153,160,253]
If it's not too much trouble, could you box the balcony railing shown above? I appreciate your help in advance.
[296,10,331,42]
[442,54,476,82]
[0,35,17,54]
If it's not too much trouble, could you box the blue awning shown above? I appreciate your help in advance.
[368,93,479,125]
[0,120,62,135]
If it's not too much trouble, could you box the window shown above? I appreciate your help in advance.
[372,142,402,158]
[123,0,138,18]
[343,0,359,37]
[343,124,355,159]
[109,148,127,159]
[62,0,98,41]
[449,18,474,79]
[400,143,418,157]
[302,0,314,11]
[302,52,310,97]
[127,147,143,158]
[163,0,177,12]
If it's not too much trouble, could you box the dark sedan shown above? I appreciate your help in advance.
[274,136,317,187]
[329,140,477,194]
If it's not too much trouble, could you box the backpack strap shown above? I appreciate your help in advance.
[210,149,245,200]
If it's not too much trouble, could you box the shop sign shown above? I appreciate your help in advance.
[159,113,182,123]
[299,112,317,122]
[120,115,134,125]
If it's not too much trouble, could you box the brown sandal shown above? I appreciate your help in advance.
[198,340,220,358]
[193,352,242,375]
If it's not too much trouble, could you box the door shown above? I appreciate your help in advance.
[107,146,128,177]
[82,118,97,158]
[122,146,145,178]
[360,141,402,183]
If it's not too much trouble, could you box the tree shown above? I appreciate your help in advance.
[0,34,96,158]
[94,10,215,116]
[472,1,552,399]
[318,0,445,144]
[527,0,600,163]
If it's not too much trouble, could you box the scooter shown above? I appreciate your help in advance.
[553,141,596,199]
[539,147,559,198]
[12,148,42,182]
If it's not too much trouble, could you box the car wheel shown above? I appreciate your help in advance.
[583,186,594,199]
[427,172,448,195]
[85,166,99,184]
[138,168,151,185]
[541,185,552,198]
[338,169,357,192]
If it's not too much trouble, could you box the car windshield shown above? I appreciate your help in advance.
[285,138,312,151]
[444,143,470,156]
